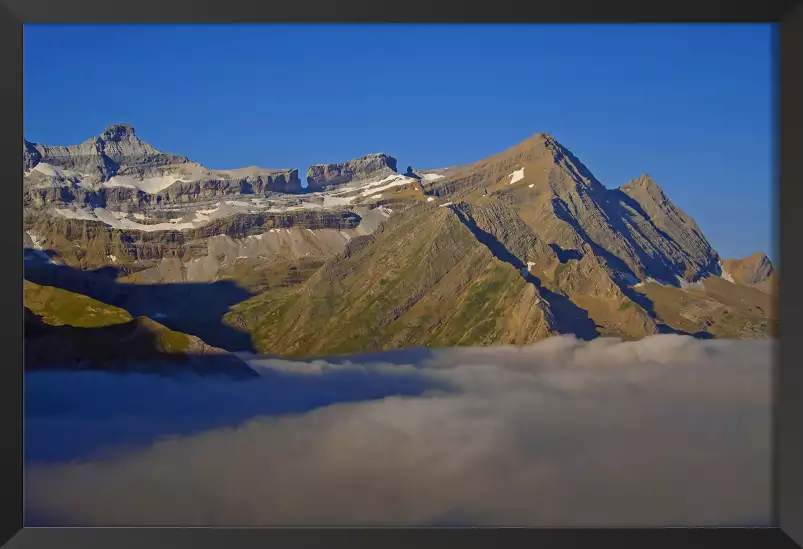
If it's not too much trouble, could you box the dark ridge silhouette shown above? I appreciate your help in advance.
[24,307,258,379]
[449,206,599,341]
[24,249,256,352]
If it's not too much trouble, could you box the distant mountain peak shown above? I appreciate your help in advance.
[514,131,558,151]
[747,251,771,264]
[619,173,667,197]
[306,152,398,191]
[101,123,136,141]
[634,173,659,187]
[721,252,775,287]
[531,131,554,141]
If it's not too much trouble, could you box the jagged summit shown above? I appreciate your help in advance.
[503,131,559,154]
[101,123,136,140]
[622,173,660,189]
[619,174,671,202]
[23,123,306,201]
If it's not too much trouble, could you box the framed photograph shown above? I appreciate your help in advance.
[3,1,802,547]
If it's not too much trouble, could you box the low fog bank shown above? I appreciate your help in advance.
[25,335,773,527]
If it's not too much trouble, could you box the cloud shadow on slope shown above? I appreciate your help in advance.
[24,306,259,380]
[24,249,257,352]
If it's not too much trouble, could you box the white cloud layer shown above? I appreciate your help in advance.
[24,335,773,527]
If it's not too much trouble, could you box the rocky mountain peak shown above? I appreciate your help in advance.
[634,173,660,189]
[619,173,668,200]
[101,123,136,141]
[306,153,399,191]
[722,252,774,286]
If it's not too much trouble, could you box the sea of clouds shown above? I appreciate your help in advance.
[24,334,773,527]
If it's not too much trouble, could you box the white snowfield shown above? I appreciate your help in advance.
[421,173,445,181]
[676,276,705,291]
[509,168,525,185]
[30,162,83,180]
[55,207,200,232]
[439,202,454,208]
[26,231,45,250]
[360,174,416,197]
[103,175,189,194]
[53,208,98,222]
[42,167,432,235]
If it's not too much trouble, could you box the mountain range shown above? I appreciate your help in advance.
[23,124,777,372]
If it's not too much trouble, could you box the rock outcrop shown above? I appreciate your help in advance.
[306,153,398,191]
[24,127,777,361]
[722,252,776,287]
[23,124,307,211]
[225,132,775,356]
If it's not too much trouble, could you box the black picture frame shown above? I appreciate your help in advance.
[2,2,801,547]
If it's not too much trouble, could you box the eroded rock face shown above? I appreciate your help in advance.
[722,252,775,286]
[616,174,720,280]
[23,125,777,358]
[306,153,398,191]
[26,123,189,181]
[24,209,363,270]
[23,124,307,211]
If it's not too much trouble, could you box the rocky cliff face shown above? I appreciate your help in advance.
[25,123,189,181]
[24,209,363,271]
[423,133,722,285]
[224,132,774,356]
[23,124,307,212]
[721,252,776,293]
[24,127,776,362]
[306,153,398,191]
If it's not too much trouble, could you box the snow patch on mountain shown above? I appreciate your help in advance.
[103,175,188,194]
[360,174,416,197]
[509,168,524,185]
[55,207,202,232]
[26,231,45,250]
[421,173,445,181]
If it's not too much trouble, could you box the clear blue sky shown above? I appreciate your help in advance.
[24,23,775,261]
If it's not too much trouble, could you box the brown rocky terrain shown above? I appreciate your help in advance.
[223,132,775,357]
[721,252,776,290]
[24,128,777,364]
